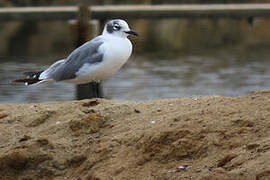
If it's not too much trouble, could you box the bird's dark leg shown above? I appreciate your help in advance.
[90,81,103,98]
[76,82,103,100]
[97,82,103,98]
[93,81,103,98]
[91,82,97,98]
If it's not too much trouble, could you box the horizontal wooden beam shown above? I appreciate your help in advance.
[0,6,77,21]
[91,4,270,20]
[0,4,270,21]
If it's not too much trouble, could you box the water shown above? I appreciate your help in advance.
[1,48,270,103]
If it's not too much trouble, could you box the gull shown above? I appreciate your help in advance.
[13,19,138,89]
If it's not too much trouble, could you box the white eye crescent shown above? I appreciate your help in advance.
[113,25,121,31]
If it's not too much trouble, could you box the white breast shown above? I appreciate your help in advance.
[68,35,132,84]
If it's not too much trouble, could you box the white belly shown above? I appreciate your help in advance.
[65,37,132,84]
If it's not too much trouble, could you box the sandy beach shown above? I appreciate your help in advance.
[0,90,269,179]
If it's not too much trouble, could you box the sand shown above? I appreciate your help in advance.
[0,90,270,180]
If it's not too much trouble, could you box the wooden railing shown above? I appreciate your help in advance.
[0,4,270,22]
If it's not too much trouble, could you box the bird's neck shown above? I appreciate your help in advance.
[102,31,128,39]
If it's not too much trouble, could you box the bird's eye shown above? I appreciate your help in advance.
[113,25,121,31]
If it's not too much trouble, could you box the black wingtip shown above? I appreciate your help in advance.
[23,71,43,78]
[12,78,41,85]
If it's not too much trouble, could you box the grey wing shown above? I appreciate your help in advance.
[49,36,104,82]
[39,59,65,80]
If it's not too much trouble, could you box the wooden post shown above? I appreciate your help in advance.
[75,4,103,100]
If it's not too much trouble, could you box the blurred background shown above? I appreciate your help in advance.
[1,0,270,103]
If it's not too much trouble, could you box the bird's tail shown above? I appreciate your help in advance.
[12,71,43,85]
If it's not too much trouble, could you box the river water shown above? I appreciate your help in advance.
[0,48,270,103]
